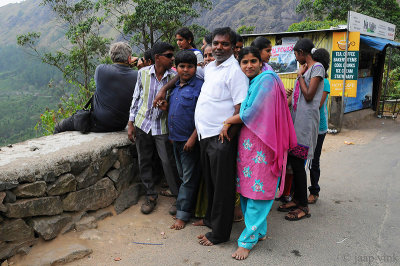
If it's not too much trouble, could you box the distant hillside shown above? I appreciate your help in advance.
[0,0,302,47]
[195,0,302,33]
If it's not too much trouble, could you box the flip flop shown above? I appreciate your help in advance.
[159,189,174,197]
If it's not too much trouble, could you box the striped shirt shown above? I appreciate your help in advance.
[129,65,176,135]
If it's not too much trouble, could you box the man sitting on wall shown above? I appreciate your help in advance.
[54,42,138,133]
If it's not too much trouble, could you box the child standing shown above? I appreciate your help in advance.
[158,50,203,229]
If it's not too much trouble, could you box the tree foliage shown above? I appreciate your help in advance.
[295,0,400,37]
[237,25,255,35]
[17,0,110,96]
[288,19,346,32]
[99,0,212,51]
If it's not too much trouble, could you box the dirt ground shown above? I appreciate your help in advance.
[8,118,394,266]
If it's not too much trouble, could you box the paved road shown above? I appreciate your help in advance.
[23,118,400,266]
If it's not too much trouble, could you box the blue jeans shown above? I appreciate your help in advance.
[173,141,200,221]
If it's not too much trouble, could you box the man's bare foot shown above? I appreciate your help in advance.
[170,219,186,230]
[192,219,205,226]
[197,234,213,246]
[233,205,243,222]
[232,247,250,260]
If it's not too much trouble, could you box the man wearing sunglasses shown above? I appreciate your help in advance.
[128,42,180,215]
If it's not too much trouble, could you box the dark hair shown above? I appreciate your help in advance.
[212,27,236,46]
[175,50,197,66]
[294,38,330,76]
[312,48,330,77]
[237,46,262,64]
[251,36,271,50]
[293,38,314,54]
[236,33,243,43]
[204,43,212,50]
[152,42,174,58]
[144,49,153,64]
[175,27,196,48]
[204,33,212,45]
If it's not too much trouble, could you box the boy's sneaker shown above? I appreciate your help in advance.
[141,197,157,214]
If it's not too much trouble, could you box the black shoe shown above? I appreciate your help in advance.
[141,198,157,214]
[169,201,177,215]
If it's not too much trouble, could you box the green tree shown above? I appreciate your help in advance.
[17,0,110,96]
[16,0,111,135]
[99,0,212,51]
[295,0,400,37]
[237,25,255,35]
[288,19,346,32]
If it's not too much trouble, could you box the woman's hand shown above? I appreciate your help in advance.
[297,64,307,76]
[218,124,231,143]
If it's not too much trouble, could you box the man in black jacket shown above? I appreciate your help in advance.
[54,42,138,133]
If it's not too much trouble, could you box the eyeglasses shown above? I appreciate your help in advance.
[159,53,174,58]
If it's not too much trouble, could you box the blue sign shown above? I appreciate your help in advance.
[344,77,373,113]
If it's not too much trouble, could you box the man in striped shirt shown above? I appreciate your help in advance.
[128,42,180,215]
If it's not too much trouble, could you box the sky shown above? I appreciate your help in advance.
[0,0,25,7]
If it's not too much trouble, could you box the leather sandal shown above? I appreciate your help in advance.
[285,206,311,221]
[308,194,319,204]
[277,201,297,212]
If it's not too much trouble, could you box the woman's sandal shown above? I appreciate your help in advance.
[284,206,311,221]
[308,194,319,204]
[277,202,297,212]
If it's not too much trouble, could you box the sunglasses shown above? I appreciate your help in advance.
[159,53,174,58]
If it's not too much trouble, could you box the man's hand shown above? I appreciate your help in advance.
[183,136,196,152]
[156,99,168,111]
[153,89,167,107]
[127,121,136,143]
[218,124,231,143]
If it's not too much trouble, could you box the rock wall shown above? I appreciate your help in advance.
[0,131,142,261]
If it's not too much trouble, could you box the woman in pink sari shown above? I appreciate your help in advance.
[219,47,297,260]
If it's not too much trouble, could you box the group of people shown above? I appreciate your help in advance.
[54,26,331,260]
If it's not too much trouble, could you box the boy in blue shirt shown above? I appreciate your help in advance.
[157,50,203,230]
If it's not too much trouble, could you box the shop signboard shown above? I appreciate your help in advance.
[344,77,373,113]
[269,43,297,73]
[330,31,360,97]
[349,11,396,41]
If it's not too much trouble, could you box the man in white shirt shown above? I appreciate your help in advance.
[194,27,249,246]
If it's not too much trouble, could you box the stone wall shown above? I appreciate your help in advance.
[0,131,141,261]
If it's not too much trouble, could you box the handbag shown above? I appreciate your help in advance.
[73,96,93,133]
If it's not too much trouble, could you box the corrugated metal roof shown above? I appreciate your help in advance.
[241,27,347,38]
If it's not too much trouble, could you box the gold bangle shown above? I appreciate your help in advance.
[223,121,231,127]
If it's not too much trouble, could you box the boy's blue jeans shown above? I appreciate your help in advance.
[173,141,201,222]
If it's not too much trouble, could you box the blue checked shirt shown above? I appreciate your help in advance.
[129,65,176,135]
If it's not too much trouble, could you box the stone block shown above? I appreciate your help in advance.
[3,191,16,204]
[28,214,72,240]
[0,180,18,192]
[47,173,77,196]
[110,164,135,193]
[0,192,6,212]
[24,243,92,265]
[0,219,34,242]
[62,178,117,212]
[118,148,134,167]
[114,183,144,214]
[75,216,97,232]
[5,197,63,218]
[39,162,71,183]
[12,181,46,198]
[75,152,117,190]
[70,154,91,175]
[88,207,113,221]
[113,160,121,169]
[60,211,87,234]
[106,169,120,183]
[0,238,38,261]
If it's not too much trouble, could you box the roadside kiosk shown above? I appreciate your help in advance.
[242,12,400,128]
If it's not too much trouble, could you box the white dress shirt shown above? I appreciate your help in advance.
[195,55,249,139]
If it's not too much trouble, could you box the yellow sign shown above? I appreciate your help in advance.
[330,31,360,97]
